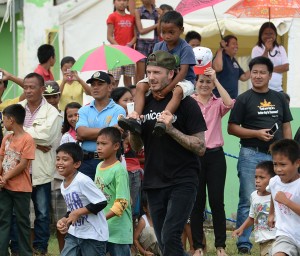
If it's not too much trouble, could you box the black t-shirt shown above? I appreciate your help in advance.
[141,93,207,190]
[228,89,293,150]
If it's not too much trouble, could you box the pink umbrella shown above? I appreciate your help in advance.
[175,0,225,16]
[175,0,225,38]
[72,44,146,72]
[225,0,300,20]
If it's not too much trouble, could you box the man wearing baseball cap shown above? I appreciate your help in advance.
[43,81,61,110]
[129,50,207,255]
[75,71,126,180]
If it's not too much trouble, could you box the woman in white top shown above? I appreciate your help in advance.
[251,22,289,92]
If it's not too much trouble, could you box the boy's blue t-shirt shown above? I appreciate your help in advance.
[153,38,196,84]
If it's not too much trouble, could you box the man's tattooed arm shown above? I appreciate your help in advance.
[167,126,206,156]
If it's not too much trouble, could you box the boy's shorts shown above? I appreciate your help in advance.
[109,64,135,81]
[259,239,274,256]
[138,77,195,99]
[270,235,300,255]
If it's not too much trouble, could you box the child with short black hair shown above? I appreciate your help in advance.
[185,30,202,48]
[34,44,56,81]
[268,139,300,256]
[118,10,196,136]
[94,127,133,256]
[56,142,108,256]
[232,161,276,256]
[0,104,35,255]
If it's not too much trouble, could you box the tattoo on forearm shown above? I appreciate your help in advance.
[168,128,206,156]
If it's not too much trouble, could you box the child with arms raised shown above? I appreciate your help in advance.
[94,127,133,256]
[232,161,276,256]
[268,139,300,256]
[118,10,196,136]
[56,143,108,256]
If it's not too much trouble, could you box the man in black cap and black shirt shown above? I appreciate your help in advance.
[128,50,207,256]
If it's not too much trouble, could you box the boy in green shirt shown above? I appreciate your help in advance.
[94,127,133,256]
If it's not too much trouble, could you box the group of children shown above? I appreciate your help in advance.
[232,140,300,256]
[1,1,300,256]
[1,100,299,256]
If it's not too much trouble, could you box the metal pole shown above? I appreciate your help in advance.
[212,5,223,40]
[12,0,16,97]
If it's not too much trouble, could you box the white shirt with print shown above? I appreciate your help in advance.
[269,175,300,247]
[61,172,109,241]
[249,191,276,243]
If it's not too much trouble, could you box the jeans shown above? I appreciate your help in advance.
[191,149,227,249]
[61,233,106,256]
[146,183,197,256]
[236,146,272,250]
[106,242,131,256]
[128,170,142,217]
[79,159,100,181]
[0,189,32,256]
[31,182,51,253]
[9,212,19,253]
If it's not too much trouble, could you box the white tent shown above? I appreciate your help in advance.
[21,0,300,106]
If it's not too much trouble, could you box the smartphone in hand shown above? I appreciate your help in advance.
[269,123,279,135]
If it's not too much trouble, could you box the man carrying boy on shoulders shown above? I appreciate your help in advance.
[129,50,207,256]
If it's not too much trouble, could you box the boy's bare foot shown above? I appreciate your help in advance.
[193,248,204,256]
[217,247,228,256]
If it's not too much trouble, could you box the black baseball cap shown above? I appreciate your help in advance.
[86,71,111,84]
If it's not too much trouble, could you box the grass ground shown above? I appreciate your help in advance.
[47,228,260,256]
[201,228,259,255]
